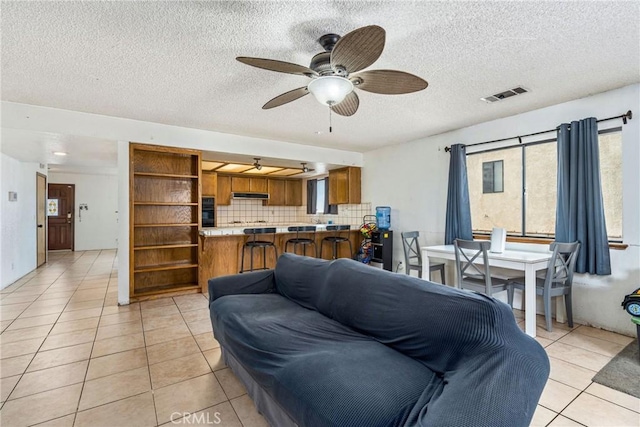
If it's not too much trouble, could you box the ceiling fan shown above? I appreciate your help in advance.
[300,162,315,173]
[236,25,428,118]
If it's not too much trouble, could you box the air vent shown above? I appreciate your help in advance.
[481,86,529,103]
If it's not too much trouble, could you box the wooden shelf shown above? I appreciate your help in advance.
[134,243,198,251]
[134,223,198,228]
[134,172,198,179]
[134,263,198,273]
[132,283,199,297]
[134,202,198,206]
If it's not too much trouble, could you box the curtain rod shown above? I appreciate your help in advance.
[444,110,632,153]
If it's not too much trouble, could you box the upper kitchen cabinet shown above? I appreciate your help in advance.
[202,172,217,196]
[285,179,302,206]
[231,176,250,192]
[267,179,286,205]
[249,177,268,193]
[329,167,361,205]
[217,175,232,205]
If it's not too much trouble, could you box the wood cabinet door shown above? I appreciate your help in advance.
[250,177,267,193]
[285,180,302,206]
[217,175,232,205]
[267,179,286,205]
[202,172,217,196]
[231,176,250,192]
[329,169,348,205]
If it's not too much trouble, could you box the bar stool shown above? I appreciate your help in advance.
[285,226,317,257]
[320,225,352,260]
[240,227,278,273]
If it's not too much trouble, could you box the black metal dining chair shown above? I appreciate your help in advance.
[320,225,352,260]
[240,227,278,273]
[284,226,317,257]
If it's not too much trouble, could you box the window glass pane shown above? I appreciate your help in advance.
[482,162,494,193]
[468,148,522,234]
[599,131,623,239]
[316,179,325,214]
[493,160,503,192]
[525,143,557,237]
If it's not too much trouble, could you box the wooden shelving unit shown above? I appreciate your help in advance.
[130,143,202,299]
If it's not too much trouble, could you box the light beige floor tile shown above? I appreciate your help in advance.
[74,391,156,427]
[142,312,186,331]
[140,298,176,310]
[573,326,635,346]
[91,332,145,358]
[230,394,269,427]
[174,295,209,313]
[49,317,100,335]
[535,336,554,348]
[202,347,226,372]
[141,304,181,319]
[1,374,20,402]
[10,360,88,399]
[539,379,582,413]
[18,305,65,319]
[182,309,211,323]
[150,353,211,389]
[37,291,75,301]
[154,373,227,424]
[187,319,213,335]
[559,332,626,358]
[31,413,75,426]
[0,294,39,305]
[40,328,96,351]
[561,392,640,426]
[27,342,93,372]
[164,401,242,426]
[79,366,151,411]
[547,415,585,426]
[0,320,11,332]
[0,353,34,377]
[194,332,220,351]
[99,310,141,326]
[0,324,52,344]
[535,326,572,341]
[215,367,247,399]
[95,319,142,340]
[100,302,139,316]
[69,290,106,303]
[63,299,104,312]
[0,383,82,427]
[147,335,201,365]
[57,307,102,322]
[585,382,640,413]
[0,337,44,359]
[87,347,147,380]
[529,404,557,427]
[545,342,613,372]
[548,357,597,391]
[5,314,59,330]
[29,298,71,308]
[144,323,191,347]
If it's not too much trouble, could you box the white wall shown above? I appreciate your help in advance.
[1,154,47,289]
[48,172,118,251]
[363,84,640,336]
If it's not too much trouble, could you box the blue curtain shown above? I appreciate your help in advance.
[555,117,611,275]
[445,144,473,245]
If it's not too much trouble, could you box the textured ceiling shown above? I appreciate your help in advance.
[1,1,639,155]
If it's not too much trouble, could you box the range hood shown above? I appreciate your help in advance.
[232,192,270,200]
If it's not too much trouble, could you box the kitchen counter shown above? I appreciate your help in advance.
[200,222,352,236]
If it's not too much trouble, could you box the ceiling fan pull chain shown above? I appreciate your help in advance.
[329,106,333,133]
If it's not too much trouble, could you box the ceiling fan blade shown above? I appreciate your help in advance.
[330,25,385,73]
[331,91,359,116]
[262,87,309,109]
[237,57,318,77]
[351,69,428,94]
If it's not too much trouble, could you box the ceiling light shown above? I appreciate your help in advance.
[53,152,67,156]
[307,76,354,106]
[301,162,309,173]
[253,157,262,170]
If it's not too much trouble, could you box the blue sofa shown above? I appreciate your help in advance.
[208,253,549,427]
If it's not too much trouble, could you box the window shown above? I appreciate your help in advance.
[482,160,504,193]
[306,177,337,215]
[468,129,622,240]
[316,178,326,214]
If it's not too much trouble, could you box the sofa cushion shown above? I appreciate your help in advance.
[211,293,441,427]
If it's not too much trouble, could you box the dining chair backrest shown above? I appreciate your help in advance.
[544,241,581,291]
[453,239,493,294]
[401,231,422,268]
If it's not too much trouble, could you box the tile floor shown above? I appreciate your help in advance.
[0,250,639,426]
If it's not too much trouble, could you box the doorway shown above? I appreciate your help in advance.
[36,173,47,266]
[48,183,75,251]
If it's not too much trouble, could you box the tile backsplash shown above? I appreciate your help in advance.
[216,200,372,227]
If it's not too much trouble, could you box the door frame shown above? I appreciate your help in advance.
[36,173,47,266]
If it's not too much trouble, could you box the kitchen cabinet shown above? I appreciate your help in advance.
[231,176,250,192]
[267,179,286,205]
[217,175,232,205]
[129,143,201,299]
[202,172,217,196]
[285,179,302,206]
[329,167,361,205]
[250,177,268,193]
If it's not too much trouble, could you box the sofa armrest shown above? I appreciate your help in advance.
[208,270,276,303]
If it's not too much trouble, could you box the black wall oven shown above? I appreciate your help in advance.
[202,197,215,227]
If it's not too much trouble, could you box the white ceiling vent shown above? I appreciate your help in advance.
[481,86,529,103]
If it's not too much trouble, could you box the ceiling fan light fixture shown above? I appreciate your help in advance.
[253,157,262,170]
[307,76,354,106]
[301,162,309,173]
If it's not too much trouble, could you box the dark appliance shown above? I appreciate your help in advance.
[202,197,216,227]
[371,230,393,271]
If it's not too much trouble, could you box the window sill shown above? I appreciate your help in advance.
[472,233,628,250]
